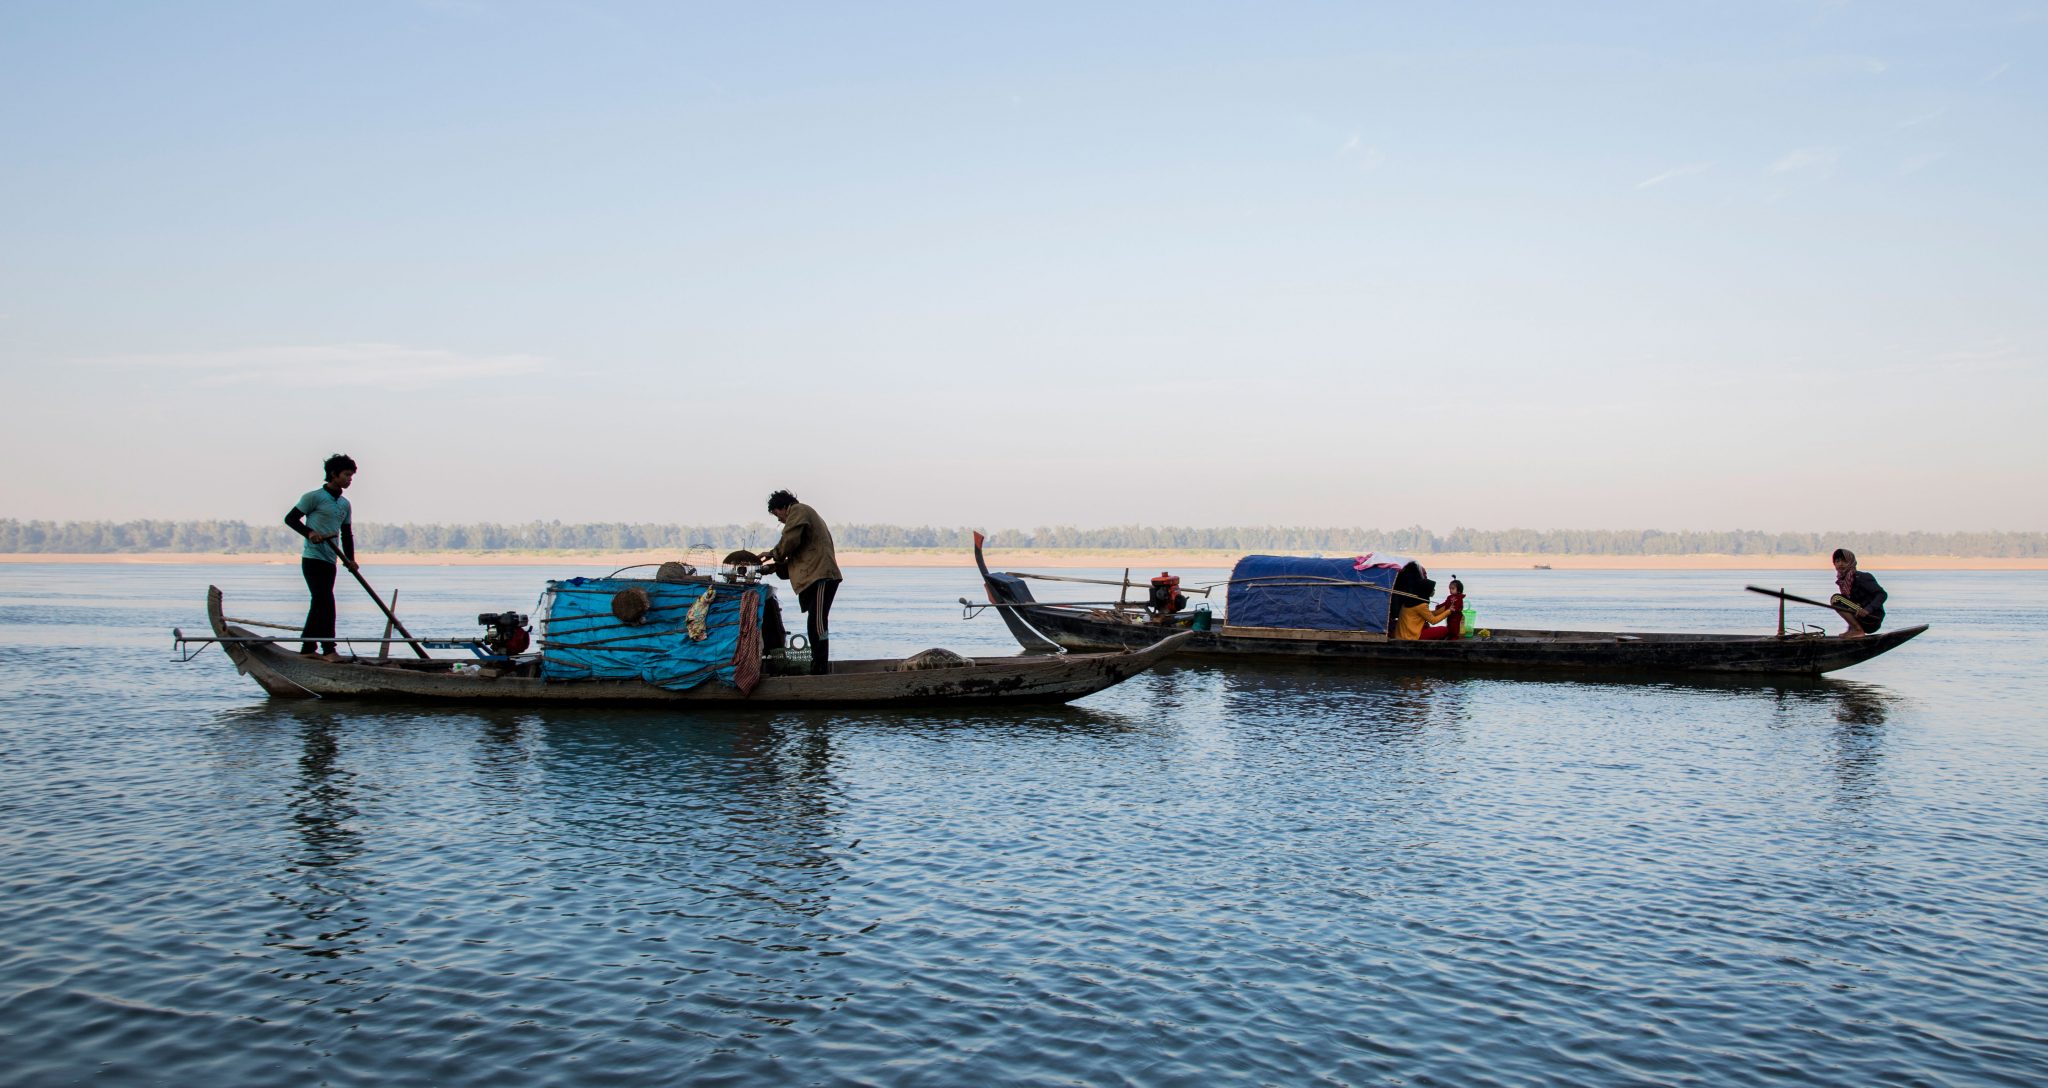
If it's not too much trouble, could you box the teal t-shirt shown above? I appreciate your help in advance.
[295,487,352,562]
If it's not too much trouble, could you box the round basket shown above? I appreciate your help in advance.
[611,586,652,624]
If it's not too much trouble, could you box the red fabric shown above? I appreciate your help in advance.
[730,588,762,695]
[1419,625,1453,641]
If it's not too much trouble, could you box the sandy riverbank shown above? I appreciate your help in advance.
[0,550,2039,571]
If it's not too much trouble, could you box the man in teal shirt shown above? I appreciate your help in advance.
[284,454,358,657]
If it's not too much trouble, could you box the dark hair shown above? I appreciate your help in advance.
[1832,547,1856,565]
[766,489,798,512]
[323,453,357,479]
[1449,578,1464,593]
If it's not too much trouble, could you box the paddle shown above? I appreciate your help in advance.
[1745,585,1866,615]
[321,535,429,658]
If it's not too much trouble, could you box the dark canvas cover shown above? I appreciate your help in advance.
[1224,554,1407,633]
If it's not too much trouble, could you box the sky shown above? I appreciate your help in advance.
[1,1,2043,533]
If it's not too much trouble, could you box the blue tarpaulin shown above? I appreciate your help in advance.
[1224,554,1409,633]
[539,578,767,690]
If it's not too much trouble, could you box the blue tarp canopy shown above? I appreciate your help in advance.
[1224,554,1409,633]
[539,578,768,690]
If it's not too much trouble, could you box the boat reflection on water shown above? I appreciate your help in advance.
[1157,658,1901,786]
[212,698,1155,1032]
[1779,680,1896,808]
[1741,677,1898,807]
[209,704,876,1026]
[1192,661,1475,737]
[199,706,381,973]
[280,715,371,969]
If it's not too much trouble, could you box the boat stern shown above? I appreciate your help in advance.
[973,531,1064,651]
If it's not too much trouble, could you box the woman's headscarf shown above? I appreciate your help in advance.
[1834,549,1858,598]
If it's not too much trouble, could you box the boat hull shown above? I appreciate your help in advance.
[205,586,1186,707]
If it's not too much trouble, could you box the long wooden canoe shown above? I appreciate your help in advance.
[971,536,1925,677]
[197,586,1188,707]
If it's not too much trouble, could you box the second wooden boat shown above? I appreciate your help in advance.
[969,534,1925,677]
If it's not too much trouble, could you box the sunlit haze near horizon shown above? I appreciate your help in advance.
[2,2,2043,532]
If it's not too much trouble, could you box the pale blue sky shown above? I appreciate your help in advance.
[2,1,2042,531]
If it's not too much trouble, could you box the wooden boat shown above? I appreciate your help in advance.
[189,586,1188,707]
[969,536,1926,677]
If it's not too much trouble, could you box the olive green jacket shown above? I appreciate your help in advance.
[766,502,843,595]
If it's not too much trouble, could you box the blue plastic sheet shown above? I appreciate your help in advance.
[539,578,766,690]
[1224,554,1408,633]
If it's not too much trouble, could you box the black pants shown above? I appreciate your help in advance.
[799,578,839,673]
[301,557,338,655]
[798,578,839,644]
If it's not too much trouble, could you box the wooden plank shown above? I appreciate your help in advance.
[1218,625,1389,643]
[379,588,399,659]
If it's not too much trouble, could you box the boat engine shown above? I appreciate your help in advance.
[1147,572,1187,624]
[477,611,531,657]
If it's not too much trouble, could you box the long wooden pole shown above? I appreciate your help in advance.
[326,538,430,658]
[1745,585,1856,613]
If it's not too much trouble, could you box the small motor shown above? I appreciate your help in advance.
[720,549,766,583]
[1147,572,1187,624]
[477,611,532,657]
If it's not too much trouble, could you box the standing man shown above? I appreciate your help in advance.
[285,454,358,658]
[761,489,842,675]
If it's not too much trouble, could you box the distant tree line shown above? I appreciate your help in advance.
[1,519,2042,557]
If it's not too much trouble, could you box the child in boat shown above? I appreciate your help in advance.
[1419,578,1466,641]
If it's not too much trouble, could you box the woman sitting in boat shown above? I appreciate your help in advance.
[1390,562,1457,641]
[1829,548,1887,638]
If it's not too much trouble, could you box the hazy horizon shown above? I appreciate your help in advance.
[5,517,2041,559]
[3,4,2042,532]
[3,512,2046,536]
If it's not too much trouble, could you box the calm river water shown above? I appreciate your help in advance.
[2,562,2044,1086]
